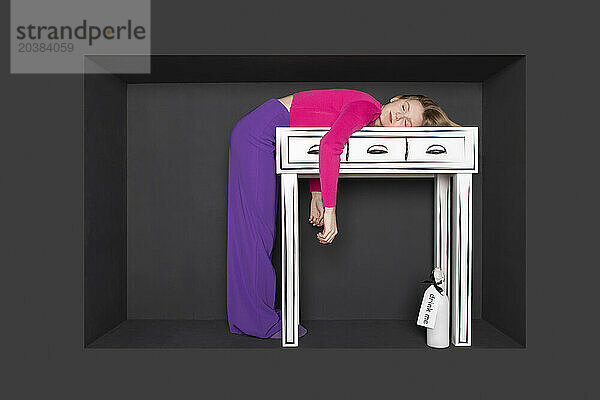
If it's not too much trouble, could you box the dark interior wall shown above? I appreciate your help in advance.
[117,55,519,83]
[126,82,482,320]
[84,73,127,345]
[482,58,526,345]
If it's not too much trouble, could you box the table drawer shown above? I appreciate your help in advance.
[347,137,406,162]
[277,127,478,173]
[406,137,465,162]
[288,137,347,163]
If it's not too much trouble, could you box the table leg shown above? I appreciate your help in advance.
[434,174,451,296]
[451,174,473,346]
[280,173,300,347]
[429,174,451,347]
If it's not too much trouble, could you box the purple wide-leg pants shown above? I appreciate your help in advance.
[227,98,303,339]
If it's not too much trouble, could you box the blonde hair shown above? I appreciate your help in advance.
[394,94,461,127]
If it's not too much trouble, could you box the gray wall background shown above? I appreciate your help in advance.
[127,82,482,319]
[4,0,595,395]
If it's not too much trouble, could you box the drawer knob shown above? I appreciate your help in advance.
[425,144,447,155]
[307,144,319,155]
[307,143,349,160]
[367,144,388,154]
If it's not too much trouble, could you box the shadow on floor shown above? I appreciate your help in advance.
[87,319,523,349]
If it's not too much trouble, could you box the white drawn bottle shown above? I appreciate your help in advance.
[427,267,450,348]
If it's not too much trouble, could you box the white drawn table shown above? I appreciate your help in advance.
[275,127,478,347]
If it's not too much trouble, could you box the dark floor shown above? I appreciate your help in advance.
[87,319,523,349]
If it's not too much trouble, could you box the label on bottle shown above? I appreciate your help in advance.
[417,285,441,329]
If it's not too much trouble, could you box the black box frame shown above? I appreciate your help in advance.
[84,55,526,349]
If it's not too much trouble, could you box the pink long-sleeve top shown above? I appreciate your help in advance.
[289,89,383,207]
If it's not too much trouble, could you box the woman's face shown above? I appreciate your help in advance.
[380,97,425,127]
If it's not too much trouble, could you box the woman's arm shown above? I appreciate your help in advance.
[309,178,321,193]
[318,100,381,207]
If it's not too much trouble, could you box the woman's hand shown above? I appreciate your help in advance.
[317,206,338,244]
[308,192,324,226]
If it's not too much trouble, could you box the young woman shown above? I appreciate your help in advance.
[226,89,458,339]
